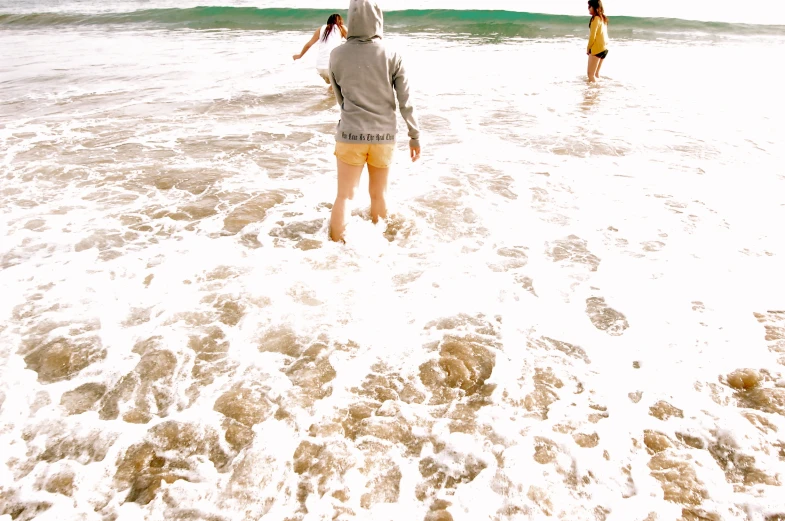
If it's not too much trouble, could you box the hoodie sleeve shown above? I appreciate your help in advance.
[329,67,343,107]
[392,54,420,149]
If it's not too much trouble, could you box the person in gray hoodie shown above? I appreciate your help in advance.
[327,0,421,243]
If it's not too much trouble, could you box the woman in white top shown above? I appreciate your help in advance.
[292,14,347,88]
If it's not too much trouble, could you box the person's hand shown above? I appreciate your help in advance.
[292,54,301,61]
[410,145,421,162]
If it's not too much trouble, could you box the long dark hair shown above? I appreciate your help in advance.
[322,13,347,42]
[588,0,608,26]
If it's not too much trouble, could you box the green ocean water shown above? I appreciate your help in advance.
[2,7,785,38]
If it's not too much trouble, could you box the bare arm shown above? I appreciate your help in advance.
[392,55,421,161]
[293,28,321,60]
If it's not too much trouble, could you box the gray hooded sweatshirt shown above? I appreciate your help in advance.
[329,0,420,149]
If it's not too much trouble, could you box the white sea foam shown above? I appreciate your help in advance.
[1,18,785,521]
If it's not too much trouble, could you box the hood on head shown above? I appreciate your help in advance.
[347,0,383,40]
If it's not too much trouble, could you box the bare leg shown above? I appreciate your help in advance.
[367,164,390,224]
[587,55,601,82]
[319,72,333,93]
[330,159,363,242]
[596,57,605,78]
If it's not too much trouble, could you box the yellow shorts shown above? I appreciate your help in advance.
[334,142,395,169]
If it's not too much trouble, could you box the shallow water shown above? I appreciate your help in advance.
[2,13,785,521]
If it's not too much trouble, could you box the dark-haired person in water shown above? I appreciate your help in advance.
[586,0,609,82]
[293,14,347,90]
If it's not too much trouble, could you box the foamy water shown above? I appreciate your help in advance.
[1,9,785,521]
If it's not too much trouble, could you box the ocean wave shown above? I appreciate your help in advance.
[1,7,784,38]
